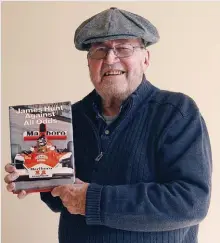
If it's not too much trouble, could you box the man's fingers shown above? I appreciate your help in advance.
[6,184,28,198]
[62,200,74,208]
[17,190,28,199]
[4,172,19,183]
[6,182,15,192]
[5,164,17,173]
[51,186,63,197]
[51,185,73,197]
[66,206,76,214]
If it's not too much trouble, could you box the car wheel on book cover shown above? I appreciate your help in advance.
[67,141,73,153]
[11,144,22,159]
[11,144,25,169]
[59,141,73,168]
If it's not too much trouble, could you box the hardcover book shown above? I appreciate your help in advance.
[9,101,75,193]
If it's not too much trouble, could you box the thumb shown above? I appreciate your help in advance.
[51,186,61,197]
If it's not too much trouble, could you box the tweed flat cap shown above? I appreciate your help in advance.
[74,7,160,51]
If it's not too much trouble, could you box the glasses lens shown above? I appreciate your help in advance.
[89,47,107,59]
[115,45,133,57]
[88,44,136,59]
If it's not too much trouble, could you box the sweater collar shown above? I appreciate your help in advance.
[81,75,157,115]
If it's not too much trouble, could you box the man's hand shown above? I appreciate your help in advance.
[51,178,89,215]
[4,163,29,199]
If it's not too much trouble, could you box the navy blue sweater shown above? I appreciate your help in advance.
[41,79,212,243]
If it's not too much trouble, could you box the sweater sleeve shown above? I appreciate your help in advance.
[85,111,212,231]
[40,192,64,213]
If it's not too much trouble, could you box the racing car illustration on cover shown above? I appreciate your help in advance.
[11,123,74,179]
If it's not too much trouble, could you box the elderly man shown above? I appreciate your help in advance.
[5,7,212,243]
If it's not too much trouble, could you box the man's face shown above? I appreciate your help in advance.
[37,137,46,147]
[87,38,150,100]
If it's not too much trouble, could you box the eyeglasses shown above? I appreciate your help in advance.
[88,44,145,60]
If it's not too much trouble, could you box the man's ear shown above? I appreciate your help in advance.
[143,49,150,70]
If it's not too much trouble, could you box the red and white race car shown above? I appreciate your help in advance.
[11,123,74,179]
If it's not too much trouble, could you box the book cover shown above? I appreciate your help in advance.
[9,101,75,193]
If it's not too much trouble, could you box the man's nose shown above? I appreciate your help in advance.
[104,49,119,64]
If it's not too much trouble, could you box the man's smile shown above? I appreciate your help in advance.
[103,70,126,77]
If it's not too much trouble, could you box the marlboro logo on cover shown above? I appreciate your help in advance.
[23,130,67,140]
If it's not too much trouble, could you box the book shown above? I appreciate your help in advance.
[9,101,75,193]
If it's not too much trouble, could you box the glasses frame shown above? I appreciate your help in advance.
[87,43,146,60]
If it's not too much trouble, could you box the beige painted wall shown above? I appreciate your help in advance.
[1,2,220,243]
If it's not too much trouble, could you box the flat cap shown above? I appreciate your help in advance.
[74,7,160,51]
